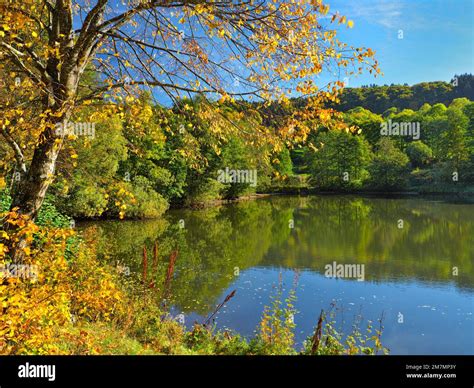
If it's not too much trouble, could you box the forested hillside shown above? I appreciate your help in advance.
[334,73,474,113]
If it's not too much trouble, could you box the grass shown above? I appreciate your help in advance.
[55,322,155,355]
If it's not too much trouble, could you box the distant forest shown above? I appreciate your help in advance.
[332,73,474,113]
[256,74,474,126]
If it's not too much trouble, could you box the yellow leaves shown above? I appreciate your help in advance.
[212,144,221,156]
[31,31,38,38]
[2,118,11,129]
[1,232,124,353]
[125,95,136,104]
[347,20,354,28]
[194,3,209,15]
[218,94,230,104]
[0,243,7,261]
[308,142,319,152]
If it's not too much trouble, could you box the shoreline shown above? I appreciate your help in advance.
[75,189,474,222]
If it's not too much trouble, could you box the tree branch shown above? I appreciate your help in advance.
[1,130,27,173]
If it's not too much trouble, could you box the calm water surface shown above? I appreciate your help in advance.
[80,195,474,354]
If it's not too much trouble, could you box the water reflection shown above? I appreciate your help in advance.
[80,195,474,354]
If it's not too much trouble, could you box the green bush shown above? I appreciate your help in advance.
[185,177,224,206]
[62,184,109,218]
[1,190,71,228]
[368,138,410,190]
[124,176,169,218]
[406,141,433,168]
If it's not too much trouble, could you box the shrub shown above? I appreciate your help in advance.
[406,141,433,167]
[107,177,169,219]
[185,177,224,206]
[0,212,125,354]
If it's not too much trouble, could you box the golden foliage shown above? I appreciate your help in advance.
[0,211,125,354]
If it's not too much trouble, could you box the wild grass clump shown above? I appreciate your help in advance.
[302,304,389,355]
[253,275,298,355]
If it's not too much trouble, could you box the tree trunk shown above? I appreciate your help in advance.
[7,114,69,262]
[2,0,86,263]
[10,134,61,220]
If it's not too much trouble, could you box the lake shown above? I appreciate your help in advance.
[80,195,474,355]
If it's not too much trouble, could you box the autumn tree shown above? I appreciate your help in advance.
[0,0,378,257]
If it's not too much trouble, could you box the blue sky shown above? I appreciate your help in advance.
[88,0,473,104]
[326,0,473,87]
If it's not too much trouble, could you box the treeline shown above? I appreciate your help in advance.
[298,97,474,191]
[333,73,474,114]
[51,94,474,221]
[37,95,293,219]
[2,80,473,220]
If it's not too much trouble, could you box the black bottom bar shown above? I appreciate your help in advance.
[0,355,471,387]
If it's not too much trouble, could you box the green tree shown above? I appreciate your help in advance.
[368,138,410,190]
[308,130,372,190]
[440,105,469,170]
[462,102,474,182]
[53,111,128,218]
[274,147,294,178]
[344,107,384,146]
[219,137,257,199]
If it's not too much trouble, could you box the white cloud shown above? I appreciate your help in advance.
[337,0,406,29]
